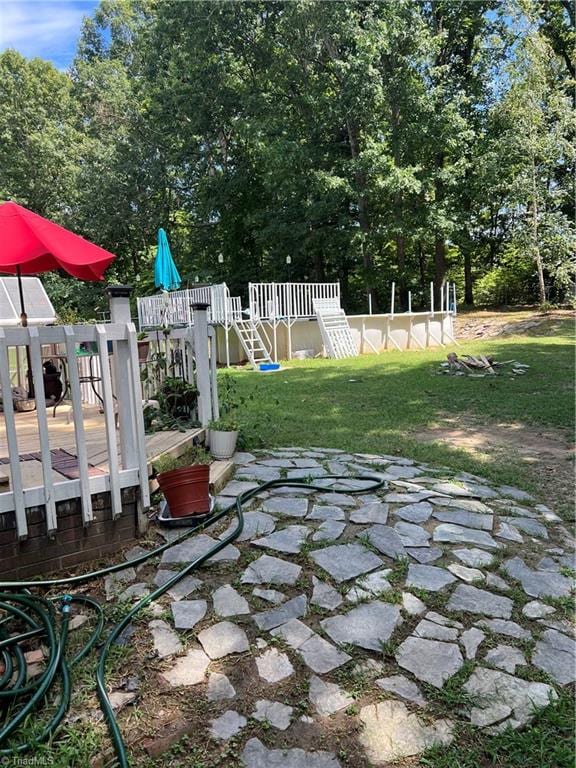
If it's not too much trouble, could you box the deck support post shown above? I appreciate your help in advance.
[191,303,214,427]
[107,286,138,470]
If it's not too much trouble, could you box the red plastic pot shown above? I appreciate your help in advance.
[157,464,210,518]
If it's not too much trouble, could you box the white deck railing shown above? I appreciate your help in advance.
[249,282,340,321]
[137,284,242,329]
[0,322,150,540]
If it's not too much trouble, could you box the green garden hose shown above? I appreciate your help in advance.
[0,474,384,767]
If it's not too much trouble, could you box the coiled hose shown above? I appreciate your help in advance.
[0,474,384,767]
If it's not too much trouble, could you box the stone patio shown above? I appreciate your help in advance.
[107,447,574,765]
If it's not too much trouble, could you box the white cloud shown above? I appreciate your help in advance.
[0,1,96,67]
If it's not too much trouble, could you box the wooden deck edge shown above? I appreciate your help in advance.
[146,430,234,497]
[209,460,235,495]
[147,428,206,494]
[146,428,206,475]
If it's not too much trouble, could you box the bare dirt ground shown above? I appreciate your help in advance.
[454,307,574,340]
[416,414,574,518]
[418,307,575,520]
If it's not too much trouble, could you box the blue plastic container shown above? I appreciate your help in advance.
[259,363,280,372]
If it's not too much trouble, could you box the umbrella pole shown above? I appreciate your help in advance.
[17,266,34,398]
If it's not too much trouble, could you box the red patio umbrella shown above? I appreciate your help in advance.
[0,201,116,395]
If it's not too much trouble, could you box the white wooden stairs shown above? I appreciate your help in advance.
[233,318,273,369]
[314,299,358,359]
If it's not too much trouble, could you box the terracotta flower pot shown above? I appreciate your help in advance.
[157,464,210,518]
[137,341,150,363]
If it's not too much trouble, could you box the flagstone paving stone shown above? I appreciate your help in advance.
[321,601,402,651]
[394,501,433,523]
[219,511,276,542]
[160,648,210,687]
[346,569,392,602]
[307,504,346,521]
[240,554,302,586]
[464,668,557,731]
[252,587,287,604]
[476,618,532,640]
[251,699,293,730]
[406,547,443,563]
[501,557,572,598]
[431,509,494,531]
[460,627,485,659]
[170,600,208,630]
[241,738,341,768]
[395,637,464,688]
[433,524,500,549]
[375,674,426,707]
[310,543,383,582]
[160,534,240,566]
[447,585,513,618]
[252,524,311,554]
[406,564,456,592]
[360,525,407,560]
[309,675,353,716]
[140,446,568,765]
[311,576,343,611]
[485,644,526,673]
[197,621,249,659]
[313,519,347,542]
[532,629,576,684]
[447,563,484,582]
[253,595,308,631]
[349,502,389,524]
[394,521,431,547]
[149,620,183,658]
[452,548,495,567]
[255,648,294,683]
[207,672,236,701]
[209,710,247,740]
[359,701,453,762]
[261,497,309,518]
[213,585,250,617]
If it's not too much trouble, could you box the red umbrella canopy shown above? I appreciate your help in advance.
[0,201,115,280]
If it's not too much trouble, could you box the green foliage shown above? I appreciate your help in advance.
[153,444,211,475]
[0,1,574,314]
[208,418,239,432]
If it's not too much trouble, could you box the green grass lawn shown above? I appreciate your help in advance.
[230,318,574,509]
[227,318,575,768]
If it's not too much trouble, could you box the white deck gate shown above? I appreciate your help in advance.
[0,322,150,540]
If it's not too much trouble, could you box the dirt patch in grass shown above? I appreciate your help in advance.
[414,414,574,520]
[454,308,575,340]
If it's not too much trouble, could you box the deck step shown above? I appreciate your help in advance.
[209,460,235,495]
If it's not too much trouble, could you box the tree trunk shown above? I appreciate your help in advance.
[418,242,426,295]
[434,236,446,305]
[531,158,546,304]
[314,249,326,282]
[434,151,447,303]
[396,234,407,311]
[464,248,473,305]
[346,118,377,312]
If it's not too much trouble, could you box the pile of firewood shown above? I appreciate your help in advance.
[439,352,529,377]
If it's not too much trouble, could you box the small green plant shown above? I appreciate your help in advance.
[209,417,240,432]
[154,445,211,475]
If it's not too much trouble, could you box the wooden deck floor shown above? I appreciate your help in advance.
[0,405,204,489]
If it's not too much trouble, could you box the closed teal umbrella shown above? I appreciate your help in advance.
[154,228,181,290]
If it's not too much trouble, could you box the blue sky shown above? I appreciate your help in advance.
[0,0,99,69]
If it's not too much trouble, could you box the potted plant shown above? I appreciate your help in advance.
[137,332,150,363]
[208,417,240,460]
[154,445,212,518]
[159,377,198,420]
